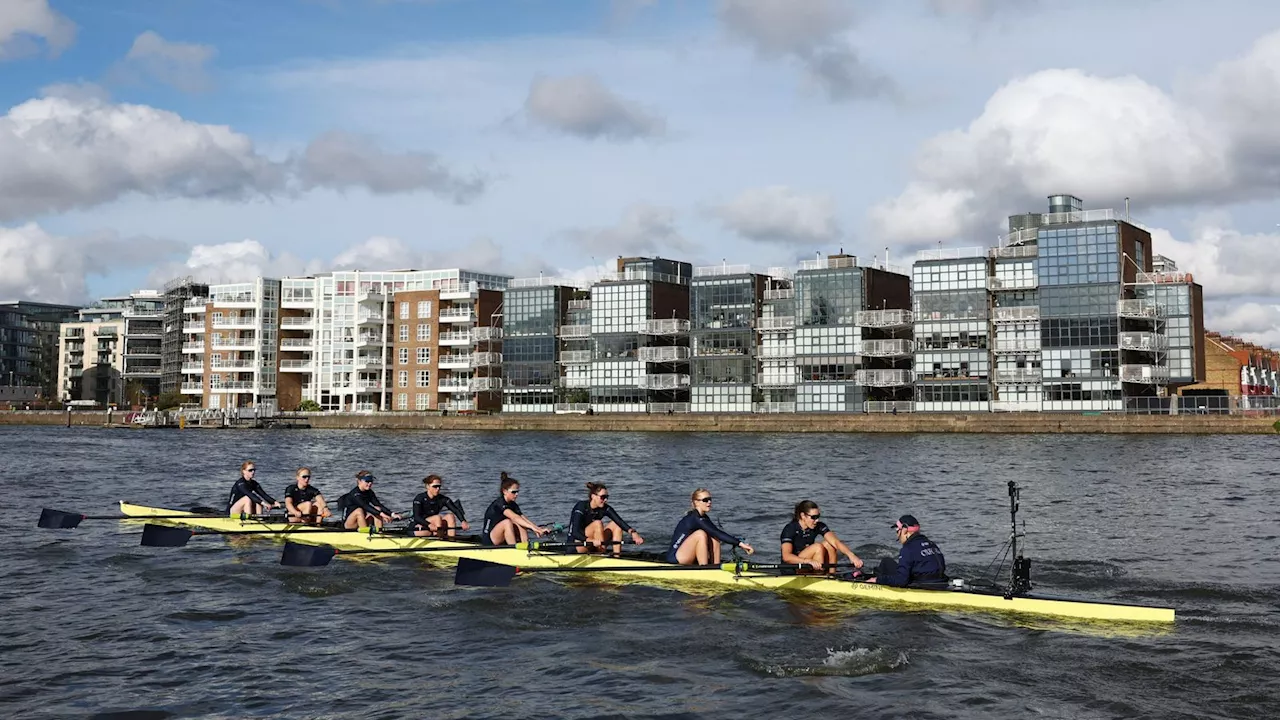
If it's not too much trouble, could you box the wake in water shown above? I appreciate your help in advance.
[743,646,910,678]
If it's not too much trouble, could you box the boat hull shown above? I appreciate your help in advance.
[119,502,1175,624]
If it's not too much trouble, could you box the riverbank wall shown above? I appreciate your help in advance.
[2,410,1278,434]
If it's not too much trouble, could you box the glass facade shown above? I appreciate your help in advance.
[502,285,563,413]
[794,267,865,412]
[914,259,989,411]
[691,274,756,412]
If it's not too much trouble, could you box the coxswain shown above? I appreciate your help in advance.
[666,489,753,565]
[340,470,401,530]
[227,460,282,517]
[567,482,644,556]
[283,467,330,524]
[780,500,864,573]
[866,515,947,587]
[412,474,469,538]
[481,472,549,546]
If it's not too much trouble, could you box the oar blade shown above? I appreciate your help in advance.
[140,524,194,547]
[38,509,84,529]
[281,542,337,567]
[454,557,517,587]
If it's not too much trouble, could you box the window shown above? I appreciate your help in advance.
[399,324,408,341]
[417,324,430,341]
[415,392,431,410]
[398,370,408,388]
[416,370,430,387]
[399,302,409,319]
[397,393,408,410]
[398,347,408,365]
[417,301,431,318]
[416,347,430,364]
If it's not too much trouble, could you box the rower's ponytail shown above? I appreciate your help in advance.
[500,471,518,492]
[586,481,607,496]
[794,499,818,521]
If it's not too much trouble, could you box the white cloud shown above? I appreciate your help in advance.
[871,29,1280,244]
[0,0,75,60]
[0,222,182,303]
[524,74,666,141]
[561,204,692,257]
[717,0,892,102]
[711,185,842,246]
[109,31,217,92]
[927,0,1028,17]
[0,93,489,222]
[1149,218,1280,299]
[1205,302,1280,349]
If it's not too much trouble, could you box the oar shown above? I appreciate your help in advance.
[139,522,355,547]
[38,507,282,529]
[279,536,576,567]
[453,559,867,587]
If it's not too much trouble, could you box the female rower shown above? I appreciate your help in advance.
[227,460,282,517]
[568,482,644,556]
[412,474,469,538]
[481,471,549,546]
[284,467,331,524]
[340,470,401,530]
[780,500,863,573]
[666,489,753,566]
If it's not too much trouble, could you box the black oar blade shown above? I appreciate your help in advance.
[38,509,84,529]
[454,557,516,587]
[281,542,337,567]
[140,524,194,547]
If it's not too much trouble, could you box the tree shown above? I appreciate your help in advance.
[298,400,321,411]
[156,391,184,410]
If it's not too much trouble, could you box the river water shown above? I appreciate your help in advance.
[2,426,1276,719]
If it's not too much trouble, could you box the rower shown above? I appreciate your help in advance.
[284,467,331,524]
[666,489,753,566]
[227,460,282,517]
[866,515,947,587]
[568,482,644,556]
[480,471,548,546]
[780,500,863,573]
[339,471,401,530]
[412,474,469,538]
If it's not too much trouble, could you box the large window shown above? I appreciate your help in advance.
[416,324,430,341]
[1039,286,1118,317]
[417,301,431,318]
[1041,317,1118,348]
[416,347,430,364]
[416,370,430,387]
[914,290,987,320]
[1038,225,1120,286]
[691,278,755,330]
[505,287,559,337]
[504,336,555,364]
[398,370,408,388]
[795,270,861,327]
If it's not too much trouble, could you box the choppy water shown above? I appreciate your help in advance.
[2,426,1277,719]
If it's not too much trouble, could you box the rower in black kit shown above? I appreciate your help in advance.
[412,474,468,538]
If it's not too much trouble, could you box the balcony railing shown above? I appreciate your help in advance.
[211,338,256,349]
[639,346,691,362]
[855,369,915,387]
[567,299,591,310]
[641,319,690,335]
[355,356,384,368]
[470,377,502,391]
[439,353,472,368]
[354,334,383,347]
[915,247,985,261]
[856,309,914,328]
[994,368,1042,384]
[1117,300,1164,319]
[757,316,795,331]
[648,402,691,413]
[439,307,476,323]
[763,288,794,301]
[210,381,256,391]
[471,352,502,367]
[992,338,1042,353]
[1120,364,1170,384]
[693,264,752,277]
[991,244,1039,258]
[281,316,316,327]
[798,255,857,270]
[992,306,1040,323]
[182,342,205,352]
[344,381,382,393]
[865,401,915,413]
[559,324,591,338]
[212,317,257,328]
[554,403,590,413]
[280,338,314,349]
[357,313,385,325]
[439,331,473,345]
[438,378,472,392]
[210,361,256,371]
[559,350,592,364]
[860,339,915,357]
[183,323,206,333]
[181,382,204,393]
[279,360,314,371]
[753,401,796,413]
[639,373,690,390]
[472,326,503,341]
[1120,331,1168,352]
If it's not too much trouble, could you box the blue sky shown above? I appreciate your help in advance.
[3,0,1280,345]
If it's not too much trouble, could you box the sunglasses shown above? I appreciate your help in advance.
[245,469,256,473]
[696,497,712,503]
[428,484,442,489]
[509,489,520,494]
[360,478,374,484]
[598,494,609,501]
[299,475,311,479]
[807,513,821,520]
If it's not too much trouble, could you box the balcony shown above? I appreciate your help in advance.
[282,293,315,309]
[567,299,591,311]
[210,361,256,371]
[640,346,691,362]
[860,339,915,357]
[437,279,479,300]
[181,362,204,373]
[124,346,163,358]
[182,341,206,353]
[799,255,857,270]
[280,338,314,350]
[992,338,1042,353]
[209,293,255,307]
[471,352,502,367]
[989,276,1038,291]
[439,307,476,323]
[1120,364,1170,384]
[641,319,690,335]
[757,316,795,332]
[181,382,204,394]
[856,309,914,328]
[439,353,472,369]
[280,360,314,372]
[758,345,795,358]
[357,289,385,304]
[95,328,119,337]
[281,316,316,328]
[355,356,384,369]
[183,323,206,334]
[1120,332,1168,352]
[471,377,502,391]
[344,381,382,393]
[559,324,591,338]
[439,331,473,346]
[753,401,796,413]
[559,350,592,364]
[184,299,208,312]
[763,288,794,301]
[210,382,256,392]
[125,366,163,377]
[438,378,472,393]
[855,369,915,387]
[1117,300,1164,319]
[992,306,1040,323]
[991,244,1039,259]
[357,313,385,326]
[638,373,690,390]
[211,317,257,329]
[211,338,257,350]
[472,326,503,342]
[354,334,383,348]
[994,368,1042,384]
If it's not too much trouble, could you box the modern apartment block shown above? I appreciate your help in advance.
[181,279,283,412]
[589,257,693,413]
[78,290,166,401]
[690,265,764,413]
[58,318,125,406]
[161,277,209,396]
[501,277,585,413]
[1,300,80,397]
[915,194,1206,413]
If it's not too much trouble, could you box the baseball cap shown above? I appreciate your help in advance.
[891,514,920,531]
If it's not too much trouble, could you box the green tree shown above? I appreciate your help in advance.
[156,391,184,410]
[298,400,321,411]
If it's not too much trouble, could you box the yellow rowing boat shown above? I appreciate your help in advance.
[119,501,1176,624]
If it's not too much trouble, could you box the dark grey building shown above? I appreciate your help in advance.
[500,278,582,413]
[0,300,80,398]
[162,277,209,396]
[690,265,761,413]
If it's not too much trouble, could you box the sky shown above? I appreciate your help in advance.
[2,0,1280,347]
